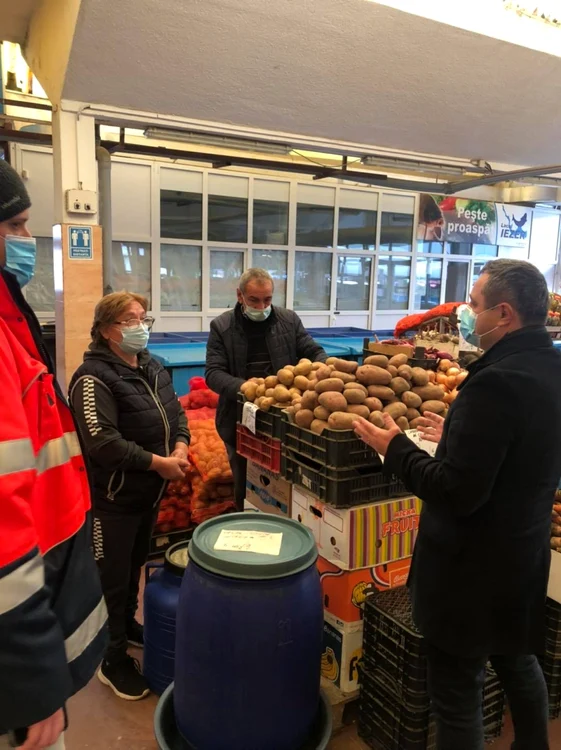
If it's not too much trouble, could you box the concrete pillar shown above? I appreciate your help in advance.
[52,102,103,392]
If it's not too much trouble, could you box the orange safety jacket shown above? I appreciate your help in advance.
[0,269,107,733]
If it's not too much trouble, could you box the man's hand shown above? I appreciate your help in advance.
[417,412,445,444]
[21,708,64,750]
[353,414,401,457]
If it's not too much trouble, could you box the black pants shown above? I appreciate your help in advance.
[226,442,246,512]
[426,642,549,750]
[93,506,157,662]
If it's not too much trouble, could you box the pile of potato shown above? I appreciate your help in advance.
[240,354,468,435]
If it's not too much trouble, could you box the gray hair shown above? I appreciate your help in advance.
[239,267,274,294]
[481,259,549,326]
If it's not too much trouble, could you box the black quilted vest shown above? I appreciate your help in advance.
[69,346,180,513]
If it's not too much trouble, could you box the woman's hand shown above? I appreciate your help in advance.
[416,412,445,444]
[21,708,64,749]
[171,443,189,462]
[353,414,401,457]
[151,455,189,480]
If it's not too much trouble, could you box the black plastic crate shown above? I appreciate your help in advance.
[281,449,409,508]
[538,651,561,720]
[236,393,283,439]
[281,412,381,468]
[359,666,504,750]
[545,597,561,659]
[149,526,193,559]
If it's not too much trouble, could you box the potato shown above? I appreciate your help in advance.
[356,365,393,386]
[387,365,398,378]
[315,365,333,382]
[245,383,258,401]
[277,369,294,387]
[293,402,302,413]
[345,388,367,405]
[273,385,292,403]
[347,404,370,419]
[295,409,315,429]
[326,357,358,374]
[307,380,318,391]
[390,377,410,396]
[383,402,408,420]
[367,385,395,402]
[289,387,302,398]
[332,371,356,384]
[401,391,422,409]
[260,397,275,412]
[312,361,324,370]
[405,408,421,422]
[427,370,436,383]
[266,388,275,398]
[284,365,295,373]
[311,419,329,435]
[397,365,413,381]
[301,391,319,411]
[294,375,310,391]
[369,411,385,428]
[315,378,345,394]
[257,384,267,398]
[256,378,265,385]
[364,397,383,412]
[318,391,348,412]
[314,406,330,421]
[411,367,430,387]
[255,397,264,408]
[364,354,389,368]
[420,400,446,415]
[240,381,251,395]
[328,412,361,430]
[344,382,368,395]
[389,354,409,368]
[439,359,452,372]
[409,417,423,429]
[396,416,410,432]
[412,384,445,401]
[264,375,278,389]
[285,405,295,418]
[294,360,313,377]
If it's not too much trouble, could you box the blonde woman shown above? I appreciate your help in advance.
[69,292,190,701]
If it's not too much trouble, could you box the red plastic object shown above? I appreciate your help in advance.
[236,423,281,473]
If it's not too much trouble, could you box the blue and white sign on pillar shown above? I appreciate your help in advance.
[68,226,93,259]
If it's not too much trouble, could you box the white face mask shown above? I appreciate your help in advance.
[242,296,272,322]
[112,323,150,354]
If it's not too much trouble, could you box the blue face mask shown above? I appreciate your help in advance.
[457,303,499,349]
[4,235,36,287]
[243,301,272,322]
[118,324,150,354]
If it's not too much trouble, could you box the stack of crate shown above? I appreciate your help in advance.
[281,411,421,695]
[539,597,561,719]
[359,587,505,749]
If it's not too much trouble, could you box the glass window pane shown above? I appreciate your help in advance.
[472,261,486,287]
[296,185,335,247]
[252,249,287,307]
[111,241,152,306]
[377,256,411,310]
[530,211,560,268]
[160,244,202,311]
[417,240,446,254]
[336,256,372,311]
[338,208,377,250]
[498,245,528,260]
[472,243,497,258]
[445,261,469,302]
[26,237,55,313]
[447,242,472,256]
[253,180,289,245]
[380,212,414,252]
[294,251,332,310]
[415,258,442,309]
[210,250,244,308]
[160,189,202,240]
[208,175,248,243]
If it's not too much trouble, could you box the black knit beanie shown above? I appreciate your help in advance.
[0,159,31,223]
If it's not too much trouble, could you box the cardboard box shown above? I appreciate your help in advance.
[292,486,421,570]
[245,460,292,517]
[367,341,413,357]
[321,611,363,694]
[317,555,412,622]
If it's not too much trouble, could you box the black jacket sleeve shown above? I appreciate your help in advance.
[175,402,190,446]
[70,376,154,472]
[384,370,514,517]
[205,321,244,401]
[293,314,327,363]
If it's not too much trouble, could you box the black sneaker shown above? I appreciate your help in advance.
[98,655,150,700]
[126,620,144,648]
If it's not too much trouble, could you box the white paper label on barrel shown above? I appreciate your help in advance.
[242,402,259,435]
[214,529,283,556]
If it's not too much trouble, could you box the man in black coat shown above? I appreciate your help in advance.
[354,259,561,750]
[205,268,327,509]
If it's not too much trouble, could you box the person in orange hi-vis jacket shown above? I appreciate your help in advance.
[0,160,107,750]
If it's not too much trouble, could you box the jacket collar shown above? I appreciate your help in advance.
[466,325,552,379]
[84,342,153,371]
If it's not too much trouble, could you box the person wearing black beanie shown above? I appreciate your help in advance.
[0,160,107,748]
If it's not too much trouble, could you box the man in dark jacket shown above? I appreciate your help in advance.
[205,267,326,509]
[354,259,561,750]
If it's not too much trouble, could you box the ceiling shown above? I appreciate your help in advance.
[15,0,561,167]
[0,0,42,44]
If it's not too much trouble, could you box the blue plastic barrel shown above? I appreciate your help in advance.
[174,513,323,750]
[144,541,189,695]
